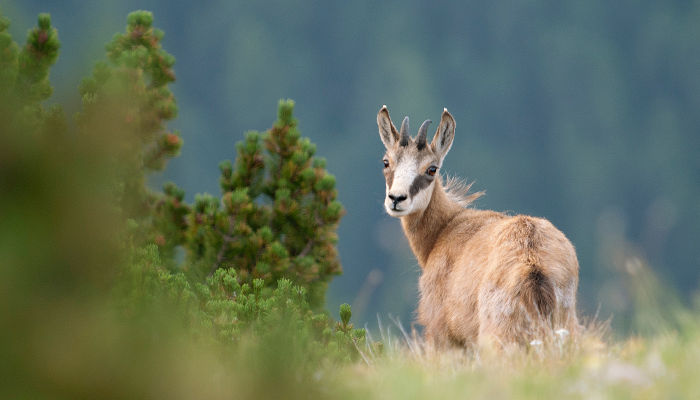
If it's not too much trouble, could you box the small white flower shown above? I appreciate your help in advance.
[530,339,543,347]
[313,370,323,381]
[555,328,570,339]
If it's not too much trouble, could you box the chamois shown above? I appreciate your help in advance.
[377,106,580,349]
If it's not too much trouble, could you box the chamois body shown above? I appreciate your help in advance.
[377,106,579,348]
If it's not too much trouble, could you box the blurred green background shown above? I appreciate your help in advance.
[3,0,698,331]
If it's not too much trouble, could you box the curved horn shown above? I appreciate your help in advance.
[399,116,410,146]
[416,119,432,150]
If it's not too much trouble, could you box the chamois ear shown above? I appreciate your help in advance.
[431,108,456,161]
[377,105,399,149]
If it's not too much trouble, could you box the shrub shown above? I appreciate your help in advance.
[119,242,364,361]
[155,100,343,308]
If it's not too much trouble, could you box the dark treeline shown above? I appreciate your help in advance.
[7,0,700,330]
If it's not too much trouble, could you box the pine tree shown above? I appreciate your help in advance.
[78,11,182,238]
[0,12,60,126]
[157,100,344,308]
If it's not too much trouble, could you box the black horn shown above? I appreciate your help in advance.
[399,116,410,146]
[416,119,432,150]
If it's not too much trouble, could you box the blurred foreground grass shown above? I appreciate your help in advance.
[1,9,699,400]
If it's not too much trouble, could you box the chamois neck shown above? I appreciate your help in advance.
[400,178,463,267]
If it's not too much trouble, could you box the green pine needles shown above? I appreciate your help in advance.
[0,12,60,126]
[156,100,343,308]
[78,10,181,238]
[120,243,364,360]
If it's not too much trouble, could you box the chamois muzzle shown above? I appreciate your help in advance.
[388,194,407,210]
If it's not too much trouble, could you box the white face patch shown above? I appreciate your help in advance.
[385,157,437,217]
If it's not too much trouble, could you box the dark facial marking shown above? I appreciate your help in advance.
[409,174,433,198]
[416,139,427,151]
[399,136,409,147]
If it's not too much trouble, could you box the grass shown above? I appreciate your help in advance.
[327,260,700,400]
[325,313,700,399]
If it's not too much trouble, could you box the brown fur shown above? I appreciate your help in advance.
[378,106,580,349]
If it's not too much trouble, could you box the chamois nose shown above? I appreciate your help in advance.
[388,194,407,204]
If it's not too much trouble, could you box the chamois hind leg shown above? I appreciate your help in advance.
[422,314,461,351]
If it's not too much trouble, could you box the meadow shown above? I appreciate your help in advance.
[1,9,699,399]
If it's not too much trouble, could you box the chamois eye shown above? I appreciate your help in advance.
[426,166,438,176]
[383,159,389,168]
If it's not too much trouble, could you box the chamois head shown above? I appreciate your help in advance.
[377,106,456,217]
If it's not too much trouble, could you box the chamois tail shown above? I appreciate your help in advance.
[520,266,556,319]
